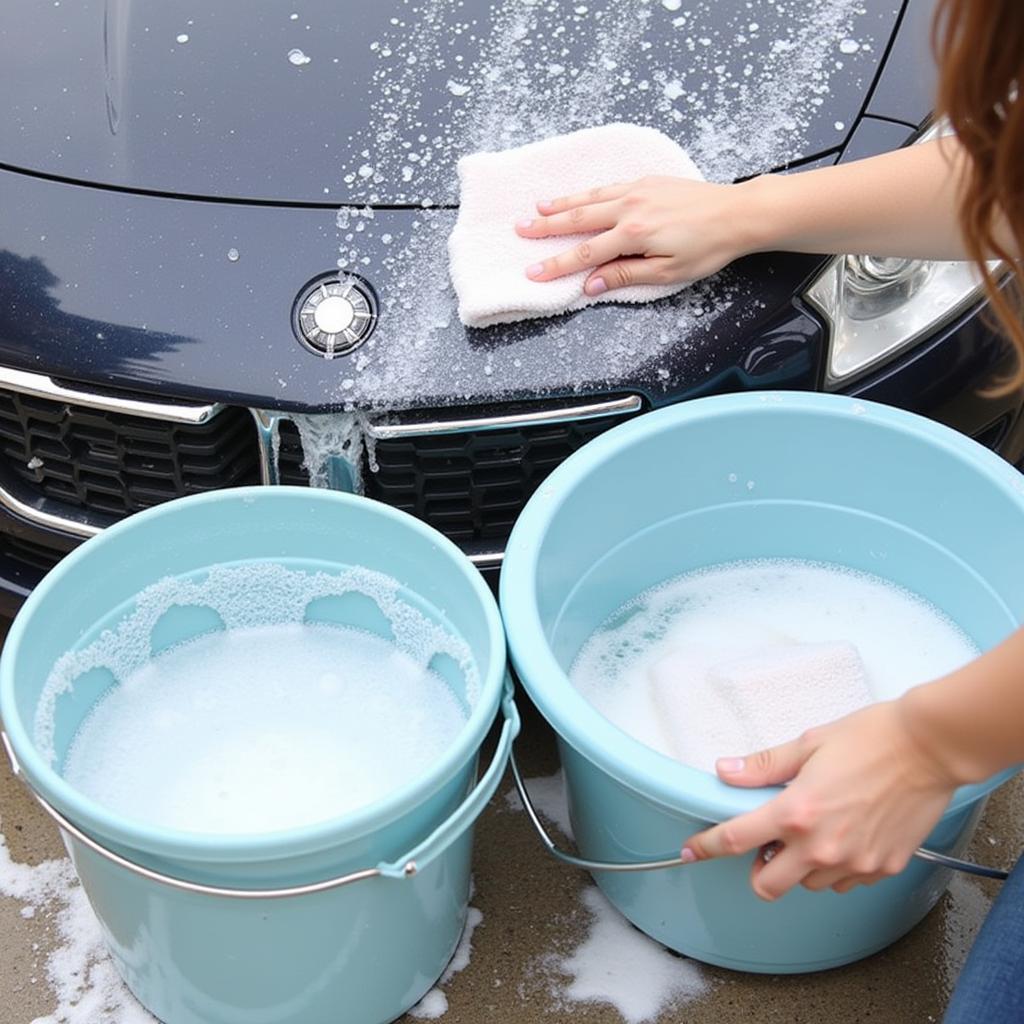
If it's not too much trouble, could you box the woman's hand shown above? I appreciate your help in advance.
[681,698,964,901]
[515,176,758,295]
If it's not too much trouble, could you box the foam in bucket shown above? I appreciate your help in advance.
[34,562,480,832]
[62,622,468,834]
[570,559,978,772]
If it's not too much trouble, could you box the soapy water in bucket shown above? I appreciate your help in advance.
[34,563,478,834]
[569,559,978,774]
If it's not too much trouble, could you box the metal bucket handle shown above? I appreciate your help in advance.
[510,746,1009,881]
[0,683,520,900]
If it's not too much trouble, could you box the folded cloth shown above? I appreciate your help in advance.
[448,123,704,329]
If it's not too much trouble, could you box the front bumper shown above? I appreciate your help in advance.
[0,287,1021,617]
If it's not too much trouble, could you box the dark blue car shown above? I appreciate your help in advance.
[0,0,1019,611]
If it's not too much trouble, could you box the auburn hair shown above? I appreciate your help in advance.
[933,0,1024,392]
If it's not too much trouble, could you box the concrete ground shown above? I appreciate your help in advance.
[2,668,1021,1023]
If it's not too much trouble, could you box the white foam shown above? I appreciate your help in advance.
[0,831,155,1023]
[36,562,478,769]
[538,887,709,1022]
[408,905,484,1018]
[290,410,368,489]
[61,623,468,834]
[316,0,870,412]
[570,560,978,773]
[503,771,574,842]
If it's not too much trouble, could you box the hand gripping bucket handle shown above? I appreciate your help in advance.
[1,683,520,899]
[509,744,1010,882]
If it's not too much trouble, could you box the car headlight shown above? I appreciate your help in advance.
[804,123,999,388]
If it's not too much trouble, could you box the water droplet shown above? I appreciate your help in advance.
[289,12,299,19]
[288,48,311,66]
[839,38,859,54]
[446,79,472,97]
[661,0,682,9]
[227,248,240,263]
[834,120,846,131]
[176,33,189,44]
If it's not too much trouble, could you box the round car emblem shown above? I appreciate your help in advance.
[293,276,377,357]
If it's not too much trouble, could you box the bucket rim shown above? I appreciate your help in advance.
[1,486,507,864]
[500,390,1022,824]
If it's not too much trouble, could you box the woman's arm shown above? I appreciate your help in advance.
[680,625,1024,900]
[517,136,1014,294]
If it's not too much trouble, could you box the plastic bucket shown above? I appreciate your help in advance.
[500,391,1021,973]
[0,487,518,1024]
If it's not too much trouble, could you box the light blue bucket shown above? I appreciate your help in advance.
[500,391,1021,973]
[0,487,518,1024]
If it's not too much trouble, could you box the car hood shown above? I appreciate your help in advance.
[2,0,903,203]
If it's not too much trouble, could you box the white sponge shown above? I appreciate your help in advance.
[650,642,873,773]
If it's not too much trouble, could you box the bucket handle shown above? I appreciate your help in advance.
[0,683,521,900]
[509,746,1009,881]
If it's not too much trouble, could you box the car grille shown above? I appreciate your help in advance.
[2,534,68,575]
[0,382,638,575]
[276,410,634,546]
[0,390,260,521]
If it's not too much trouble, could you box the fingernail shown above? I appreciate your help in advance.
[537,199,554,212]
[516,219,534,231]
[680,847,697,864]
[717,757,746,774]
[585,277,607,296]
[526,263,545,279]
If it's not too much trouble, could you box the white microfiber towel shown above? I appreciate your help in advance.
[448,123,705,329]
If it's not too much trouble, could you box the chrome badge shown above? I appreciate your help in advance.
[293,276,377,358]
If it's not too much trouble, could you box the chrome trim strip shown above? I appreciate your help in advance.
[251,409,283,485]
[0,485,100,539]
[0,366,221,538]
[0,366,223,424]
[366,395,643,439]
[468,551,504,569]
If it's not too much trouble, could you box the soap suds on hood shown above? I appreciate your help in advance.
[324,0,872,411]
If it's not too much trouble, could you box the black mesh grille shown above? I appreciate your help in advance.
[277,421,311,487]
[2,534,66,574]
[278,409,634,546]
[0,391,260,519]
[0,383,636,572]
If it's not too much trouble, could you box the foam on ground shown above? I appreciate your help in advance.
[537,886,709,1022]
[503,771,574,842]
[0,830,155,1024]
[408,905,484,1019]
